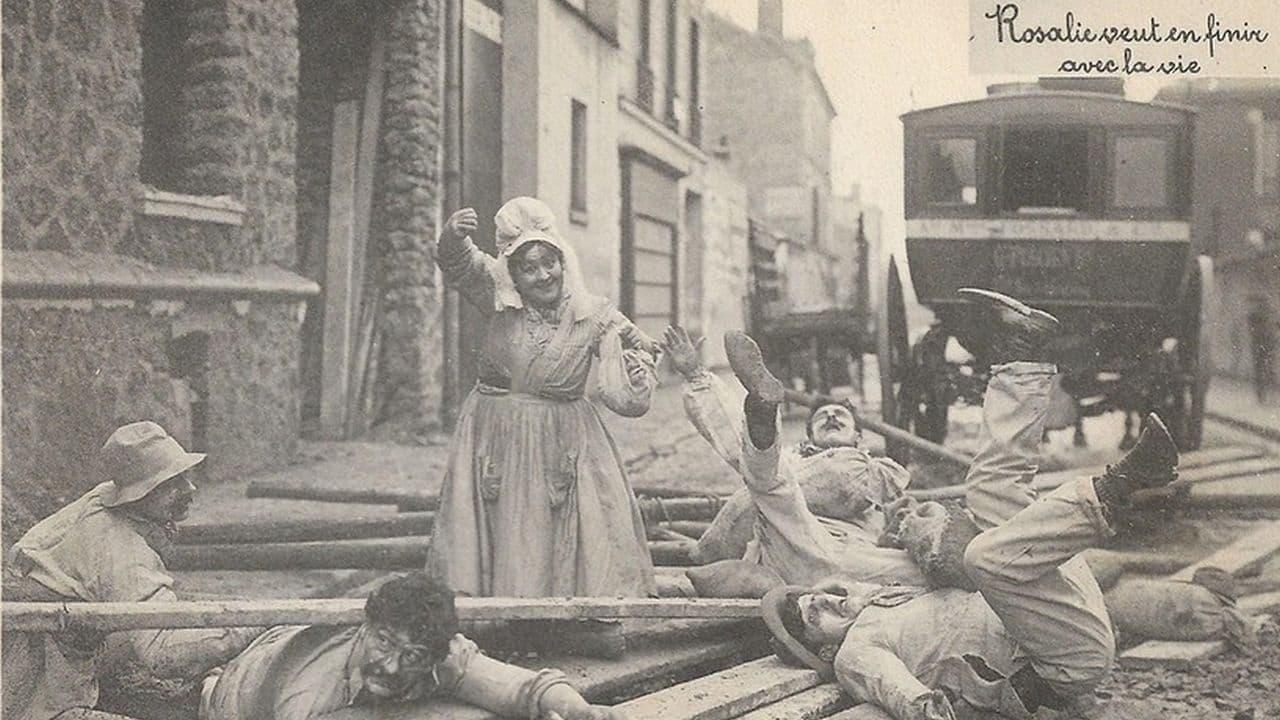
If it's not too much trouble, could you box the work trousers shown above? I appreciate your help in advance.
[961,363,1116,697]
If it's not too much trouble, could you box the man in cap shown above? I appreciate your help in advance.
[752,290,1181,719]
[662,325,922,588]
[199,571,626,720]
[3,421,264,720]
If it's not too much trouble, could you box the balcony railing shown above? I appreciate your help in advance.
[635,61,655,113]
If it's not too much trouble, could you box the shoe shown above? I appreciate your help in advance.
[957,288,1059,365]
[724,331,784,404]
[1105,414,1179,489]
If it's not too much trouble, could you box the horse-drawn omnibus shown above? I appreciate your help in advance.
[880,81,1213,458]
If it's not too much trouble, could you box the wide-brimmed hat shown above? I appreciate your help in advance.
[761,585,834,678]
[98,422,205,508]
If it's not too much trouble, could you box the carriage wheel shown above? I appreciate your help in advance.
[1169,255,1214,451]
[877,256,913,463]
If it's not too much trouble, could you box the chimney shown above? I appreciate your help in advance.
[758,0,783,37]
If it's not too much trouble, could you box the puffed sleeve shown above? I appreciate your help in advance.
[594,313,657,418]
[436,232,498,314]
[437,635,574,719]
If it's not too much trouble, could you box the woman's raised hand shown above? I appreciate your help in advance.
[444,207,479,239]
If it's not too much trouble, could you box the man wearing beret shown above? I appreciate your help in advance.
[3,422,264,720]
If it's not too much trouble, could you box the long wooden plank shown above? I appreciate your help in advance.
[1118,615,1269,669]
[169,538,429,571]
[246,480,436,510]
[615,656,822,720]
[734,684,853,720]
[319,100,361,438]
[1,597,761,633]
[178,513,433,545]
[913,446,1270,501]
[827,705,892,720]
[1167,519,1280,582]
[171,537,694,572]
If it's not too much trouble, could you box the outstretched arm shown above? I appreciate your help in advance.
[663,326,745,475]
[436,207,498,313]
[834,641,955,720]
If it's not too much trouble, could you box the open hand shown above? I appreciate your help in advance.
[661,325,705,378]
[444,207,479,239]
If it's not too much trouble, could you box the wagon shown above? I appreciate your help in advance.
[879,81,1214,459]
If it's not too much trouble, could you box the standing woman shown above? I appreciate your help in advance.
[427,197,660,597]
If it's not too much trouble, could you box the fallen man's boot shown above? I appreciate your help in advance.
[958,287,1060,365]
[725,331,784,449]
[1092,413,1179,523]
[725,331,784,404]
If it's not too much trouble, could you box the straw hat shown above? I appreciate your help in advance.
[98,422,205,508]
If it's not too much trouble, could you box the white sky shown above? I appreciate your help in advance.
[703,0,1174,306]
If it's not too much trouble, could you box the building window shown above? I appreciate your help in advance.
[924,138,978,206]
[140,0,187,189]
[570,100,588,217]
[663,0,679,128]
[1001,128,1088,213]
[811,186,821,246]
[1112,136,1170,209]
[689,19,701,145]
[636,0,655,112]
[1250,110,1280,197]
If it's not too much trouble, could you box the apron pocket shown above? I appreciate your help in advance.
[480,457,503,503]
[548,449,579,509]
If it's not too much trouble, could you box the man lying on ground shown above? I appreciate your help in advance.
[199,571,626,720]
[3,422,266,720]
[661,326,923,589]
[735,291,1181,718]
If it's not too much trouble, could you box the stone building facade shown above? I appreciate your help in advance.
[1,0,444,543]
[1157,80,1280,385]
[700,0,836,250]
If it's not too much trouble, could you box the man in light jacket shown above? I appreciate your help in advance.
[3,422,264,720]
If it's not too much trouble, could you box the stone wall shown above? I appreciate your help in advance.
[2,0,144,253]
[2,0,310,538]
[368,0,444,434]
[1,296,303,547]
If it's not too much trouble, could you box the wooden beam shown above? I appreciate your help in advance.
[912,446,1272,502]
[2,597,761,633]
[169,538,429,571]
[827,705,893,720]
[663,521,711,539]
[1167,519,1280,582]
[639,497,728,524]
[615,656,823,720]
[177,513,433,545]
[733,684,853,720]
[319,100,361,438]
[1118,615,1269,669]
[245,481,437,511]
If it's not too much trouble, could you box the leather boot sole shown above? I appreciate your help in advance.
[724,331,784,404]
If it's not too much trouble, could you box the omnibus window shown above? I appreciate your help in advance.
[1001,128,1088,213]
[925,138,977,205]
[1113,137,1169,208]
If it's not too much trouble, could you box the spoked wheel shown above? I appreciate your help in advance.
[1166,255,1214,451]
[877,256,913,464]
